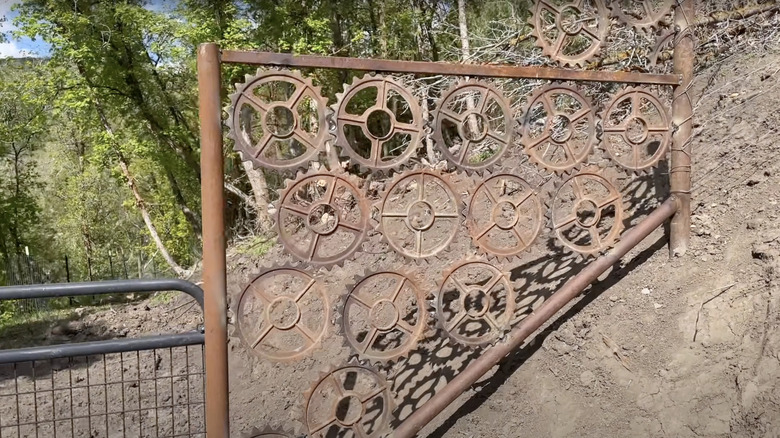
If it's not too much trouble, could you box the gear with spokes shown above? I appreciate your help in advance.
[549,169,625,256]
[521,84,597,174]
[234,265,329,362]
[609,0,674,32]
[302,360,393,438]
[339,269,428,365]
[432,80,514,175]
[332,74,424,173]
[244,426,295,438]
[529,0,611,68]
[377,169,462,262]
[275,169,370,268]
[601,87,672,173]
[227,69,328,172]
[466,173,545,261]
[436,259,515,348]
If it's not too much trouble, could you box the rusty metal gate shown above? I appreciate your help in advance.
[0,280,206,438]
[196,1,697,436]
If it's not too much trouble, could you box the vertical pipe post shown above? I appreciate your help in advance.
[670,0,695,257]
[197,42,230,438]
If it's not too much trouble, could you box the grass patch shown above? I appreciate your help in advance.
[234,235,275,257]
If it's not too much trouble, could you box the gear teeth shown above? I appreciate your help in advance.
[528,1,611,68]
[431,80,514,176]
[226,68,327,173]
[244,425,296,438]
[649,28,676,68]
[274,168,370,270]
[435,257,515,349]
[375,167,463,263]
[301,361,394,438]
[331,74,424,176]
[609,0,674,34]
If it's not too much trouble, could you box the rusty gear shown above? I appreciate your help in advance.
[245,426,295,438]
[650,29,675,66]
[227,69,328,172]
[609,1,673,32]
[338,269,428,365]
[466,173,545,261]
[302,360,393,438]
[601,87,672,173]
[521,84,597,174]
[377,169,462,262]
[275,169,370,268]
[549,169,625,256]
[332,74,424,173]
[234,265,329,362]
[432,80,514,175]
[529,0,611,68]
[436,259,515,348]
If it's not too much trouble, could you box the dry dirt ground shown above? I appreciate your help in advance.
[3,44,780,438]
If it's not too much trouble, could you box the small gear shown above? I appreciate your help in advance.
[521,84,597,174]
[376,169,463,262]
[432,80,514,175]
[275,169,370,268]
[332,74,424,174]
[244,426,296,438]
[227,69,328,172]
[465,173,545,261]
[609,1,674,33]
[302,359,393,438]
[338,269,428,365]
[436,259,515,348]
[600,86,672,173]
[529,0,611,68]
[234,265,329,362]
[549,168,625,256]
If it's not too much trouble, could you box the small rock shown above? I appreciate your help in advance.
[641,288,651,295]
[580,370,596,386]
[654,302,664,309]
[610,295,619,302]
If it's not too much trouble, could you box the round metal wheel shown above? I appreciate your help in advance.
[530,0,611,68]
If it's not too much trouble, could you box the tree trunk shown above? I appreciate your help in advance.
[241,161,273,232]
[458,0,471,61]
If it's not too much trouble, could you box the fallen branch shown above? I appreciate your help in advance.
[695,3,780,27]
[692,283,736,342]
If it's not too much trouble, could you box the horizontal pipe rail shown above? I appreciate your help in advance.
[0,332,204,365]
[0,279,204,309]
[393,196,680,437]
[220,50,681,85]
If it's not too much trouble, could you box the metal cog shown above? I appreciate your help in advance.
[227,69,328,172]
[600,86,672,173]
[338,268,429,365]
[302,359,394,438]
[649,28,675,66]
[244,426,296,438]
[234,264,329,362]
[521,83,597,174]
[376,168,463,262]
[435,258,515,348]
[332,74,424,174]
[432,80,514,175]
[465,172,545,261]
[548,167,625,256]
[609,0,674,33]
[529,0,611,68]
[275,168,370,269]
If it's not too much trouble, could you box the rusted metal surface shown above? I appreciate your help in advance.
[220,50,681,85]
[670,0,695,257]
[245,426,295,437]
[609,1,675,32]
[234,266,329,362]
[338,269,428,364]
[393,196,680,438]
[227,69,328,172]
[530,0,611,68]
[197,43,230,438]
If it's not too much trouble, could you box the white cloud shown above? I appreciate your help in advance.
[0,40,29,58]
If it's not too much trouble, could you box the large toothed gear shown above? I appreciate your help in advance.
[521,84,597,174]
[227,69,328,172]
[465,173,545,261]
[275,169,370,269]
[609,0,674,33]
[244,426,295,438]
[234,265,329,362]
[432,80,514,175]
[436,259,515,348]
[338,269,429,365]
[332,74,424,174]
[649,29,675,67]
[549,168,625,256]
[600,86,672,173]
[529,0,611,68]
[302,359,393,438]
[376,169,462,262]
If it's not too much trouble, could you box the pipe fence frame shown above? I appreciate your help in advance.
[0,279,206,438]
[196,1,695,435]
